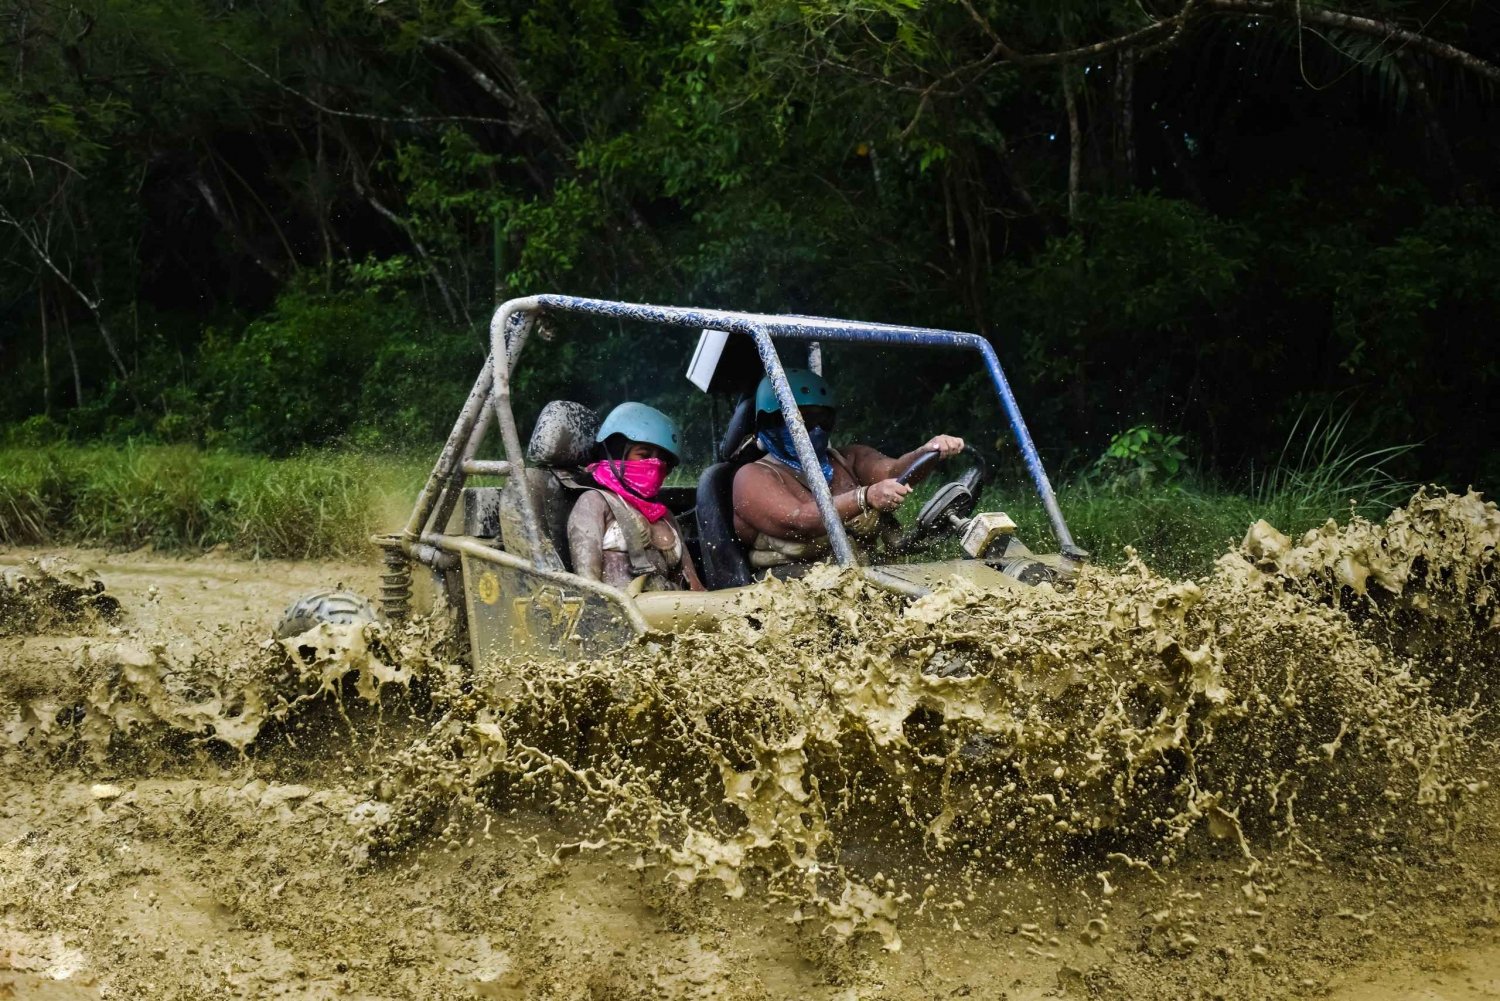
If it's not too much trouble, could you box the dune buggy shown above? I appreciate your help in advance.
[361,295,1087,666]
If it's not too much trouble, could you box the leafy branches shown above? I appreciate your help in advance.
[0,0,1495,486]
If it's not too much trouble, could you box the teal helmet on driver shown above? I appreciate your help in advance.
[754,368,837,418]
[596,402,681,463]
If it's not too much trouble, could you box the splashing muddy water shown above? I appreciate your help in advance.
[0,555,120,636]
[0,490,1497,999]
[370,507,1485,947]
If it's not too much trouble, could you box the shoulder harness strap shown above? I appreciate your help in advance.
[592,489,659,578]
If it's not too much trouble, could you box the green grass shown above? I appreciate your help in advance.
[2,427,1417,575]
[0,445,428,559]
[1002,482,1327,577]
[908,408,1418,577]
[893,476,1412,579]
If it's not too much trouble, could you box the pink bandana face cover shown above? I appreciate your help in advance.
[586,458,671,522]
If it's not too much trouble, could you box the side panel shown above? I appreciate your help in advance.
[461,553,640,667]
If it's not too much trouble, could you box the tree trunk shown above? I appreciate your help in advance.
[1396,50,1471,206]
[1063,68,1082,222]
[0,199,128,384]
[986,120,1044,220]
[349,167,463,326]
[1113,47,1136,189]
[61,306,82,407]
[74,202,132,386]
[38,285,51,417]
[210,152,300,270]
[415,26,673,285]
[192,175,285,280]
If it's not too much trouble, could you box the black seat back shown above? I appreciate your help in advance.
[695,462,753,589]
[718,395,757,462]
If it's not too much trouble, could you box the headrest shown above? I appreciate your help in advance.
[527,401,599,467]
[719,395,757,462]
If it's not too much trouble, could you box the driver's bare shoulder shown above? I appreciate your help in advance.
[839,442,888,482]
[732,460,781,500]
[839,443,884,462]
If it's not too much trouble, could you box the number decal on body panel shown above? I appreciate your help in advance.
[477,571,501,605]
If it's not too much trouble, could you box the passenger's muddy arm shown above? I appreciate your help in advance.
[731,462,862,542]
[567,492,610,582]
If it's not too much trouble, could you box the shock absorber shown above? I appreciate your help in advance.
[377,538,412,623]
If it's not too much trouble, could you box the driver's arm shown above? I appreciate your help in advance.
[731,462,866,542]
[846,436,965,485]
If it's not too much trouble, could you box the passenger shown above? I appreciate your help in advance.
[568,402,705,593]
[731,370,963,570]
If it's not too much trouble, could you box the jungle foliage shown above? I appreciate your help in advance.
[1,0,1497,484]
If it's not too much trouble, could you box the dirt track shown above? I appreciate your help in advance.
[2,532,1498,1000]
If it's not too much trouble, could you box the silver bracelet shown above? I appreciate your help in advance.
[855,485,870,515]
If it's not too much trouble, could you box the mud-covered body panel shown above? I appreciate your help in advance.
[460,549,641,666]
[867,559,1030,592]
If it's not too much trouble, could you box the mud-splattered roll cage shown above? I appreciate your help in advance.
[398,294,1079,588]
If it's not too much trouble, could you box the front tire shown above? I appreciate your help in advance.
[274,589,381,639]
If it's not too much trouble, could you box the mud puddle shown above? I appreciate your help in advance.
[1,488,1497,999]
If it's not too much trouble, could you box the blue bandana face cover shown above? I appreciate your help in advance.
[758,425,835,483]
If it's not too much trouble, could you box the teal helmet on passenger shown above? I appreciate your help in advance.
[754,368,837,417]
[596,402,681,463]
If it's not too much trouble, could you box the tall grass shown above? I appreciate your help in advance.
[1250,407,1417,528]
[0,445,427,559]
[997,482,1264,577]
[939,408,1418,577]
[1,412,1422,574]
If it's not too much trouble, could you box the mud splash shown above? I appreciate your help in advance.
[0,613,448,763]
[1,490,1493,964]
[0,555,120,636]
[364,491,1494,946]
[1243,487,1499,702]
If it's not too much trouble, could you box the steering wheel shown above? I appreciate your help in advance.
[896,448,944,486]
[891,448,989,552]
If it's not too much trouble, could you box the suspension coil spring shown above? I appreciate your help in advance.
[379,542,412,623]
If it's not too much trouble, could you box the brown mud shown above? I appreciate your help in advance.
[1,490,1497,999]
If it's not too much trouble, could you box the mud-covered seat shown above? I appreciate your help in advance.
[499,400,598,569]
[695,396,757,590]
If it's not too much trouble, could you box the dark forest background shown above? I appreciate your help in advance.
[2,0,1497,486]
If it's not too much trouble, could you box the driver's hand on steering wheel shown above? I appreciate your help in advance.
[866,479,912,511]
[923,434,965,458]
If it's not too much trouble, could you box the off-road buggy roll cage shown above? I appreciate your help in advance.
[379,295,1084,660]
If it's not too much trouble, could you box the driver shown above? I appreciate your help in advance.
[731,369,963,570]
[568,402,705,592]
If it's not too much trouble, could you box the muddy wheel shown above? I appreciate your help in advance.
[274,589,381,639]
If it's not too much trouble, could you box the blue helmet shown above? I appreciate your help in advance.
[596,402,681,462]
[754,368,837,416]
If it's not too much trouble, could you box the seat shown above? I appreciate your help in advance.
[717,395,757,462]
[498,400,598,569]
[695,462,753,590]
[695,395,759,590]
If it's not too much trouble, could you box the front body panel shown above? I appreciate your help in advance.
[461,552,641,667]
[870,558,1029,592]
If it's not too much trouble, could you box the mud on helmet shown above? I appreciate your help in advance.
[754,369,838,427]
[595,402,681,464]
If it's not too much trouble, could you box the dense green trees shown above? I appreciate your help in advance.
[1,0,1496,481]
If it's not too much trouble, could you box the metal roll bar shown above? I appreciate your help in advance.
[402,294,1079,575]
